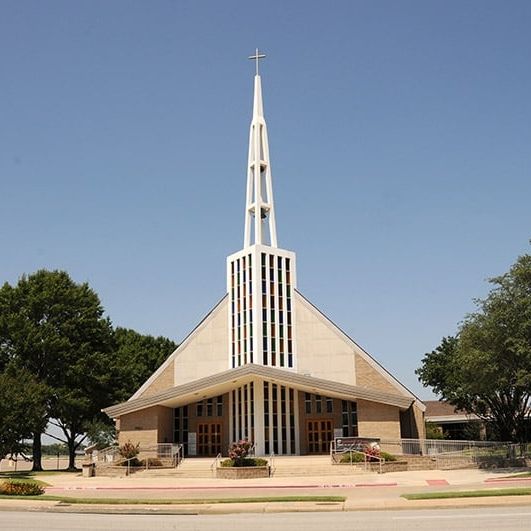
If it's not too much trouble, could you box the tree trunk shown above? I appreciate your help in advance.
[31,432,43,472]
[67,438,77,471]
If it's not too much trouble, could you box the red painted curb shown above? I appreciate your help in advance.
[45,482,398,492]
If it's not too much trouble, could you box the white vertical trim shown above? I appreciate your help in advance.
[254,379,265,455]
[246,384,251,441]
[276,385,283,455]
[267,381,273,453]
[229,391,234,444]
[235,388,240,440]
[294,390,300,455]
[286,386,292,455]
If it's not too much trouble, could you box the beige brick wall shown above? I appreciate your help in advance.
[412,403,426,439]
[357,399,401,439]
[139,361,175,398]
[157,406,174,444]
[118,406,173,447]
[355,355,401,394]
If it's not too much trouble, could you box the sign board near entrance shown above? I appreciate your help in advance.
[334,437,380,452]
[188,432,197,456]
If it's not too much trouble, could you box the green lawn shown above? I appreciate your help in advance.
[0,494,345,505]
[402,488,531,500]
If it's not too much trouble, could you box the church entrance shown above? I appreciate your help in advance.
[197,422,222,456]
[307,419,333,454]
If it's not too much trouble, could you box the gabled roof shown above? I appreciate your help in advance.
[295,290,425,411]
[103,363,415,418]
[130,294,228,400]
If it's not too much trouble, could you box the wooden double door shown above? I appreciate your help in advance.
[307,419,333,454]
[197,422,222,457]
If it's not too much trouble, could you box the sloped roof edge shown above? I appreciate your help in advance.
[294,289,426,412]
[104,363,414,418]
[130,293,228,400]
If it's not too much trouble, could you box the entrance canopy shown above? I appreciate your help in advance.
[103,363,414,419]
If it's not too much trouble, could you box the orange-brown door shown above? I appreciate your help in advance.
[307,419,333,454]
[197,423,222,456]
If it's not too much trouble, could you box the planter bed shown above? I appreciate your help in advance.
[216,466,270,479]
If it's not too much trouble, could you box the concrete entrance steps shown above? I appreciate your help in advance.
[271,455,369,477]
[135,456,369,478]
[137,458,214,478]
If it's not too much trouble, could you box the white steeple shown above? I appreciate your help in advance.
[227,51,297,373]
[244,49,278,248]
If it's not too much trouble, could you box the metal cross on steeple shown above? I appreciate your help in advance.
[248,48,266,75]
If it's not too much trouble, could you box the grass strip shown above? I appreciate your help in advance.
[501,472,531,478]
[0,494,345,505]
[403,488,531,500]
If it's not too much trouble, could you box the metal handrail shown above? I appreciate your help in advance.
[269,452,275,477]
[330,441,385,474]
[173,444,183,467]
[210,453,222,475]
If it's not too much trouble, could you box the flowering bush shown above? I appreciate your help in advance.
[228,439,253,464]
[218,440,269,468]
[363,444,381,462]
[118,440,141,466]
[119,440,139,459]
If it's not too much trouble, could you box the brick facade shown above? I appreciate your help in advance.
[357,399,401,439]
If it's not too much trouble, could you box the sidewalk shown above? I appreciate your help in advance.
[2,467,531,514]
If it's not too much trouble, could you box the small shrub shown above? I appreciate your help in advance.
[122,457,142,467]
[119,440,140,460]
[119,440,140,466]
[340,452,364,463]
[140,457,163,467]
[220,457,268,468]
[0,480,45,496]
[380,451,397,462]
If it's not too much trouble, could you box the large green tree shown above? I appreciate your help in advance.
[111,327,177,402]
[0,366,48,461]
[0,270,114,470]
[417,253,531,442]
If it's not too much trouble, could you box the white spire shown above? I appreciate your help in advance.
[244,50,277,248]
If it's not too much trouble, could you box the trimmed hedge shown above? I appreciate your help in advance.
[0,480,45,496]
[220,457,269,468]
[339,451,398,463]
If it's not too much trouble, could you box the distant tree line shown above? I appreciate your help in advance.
[0,270,177,470]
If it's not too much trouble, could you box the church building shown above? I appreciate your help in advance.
[104,54,425,456]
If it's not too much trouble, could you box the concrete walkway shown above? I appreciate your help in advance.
[2,467,531,514]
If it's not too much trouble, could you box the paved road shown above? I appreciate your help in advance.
[1,507,531,530]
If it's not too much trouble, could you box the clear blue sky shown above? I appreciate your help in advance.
[1,1,530,400]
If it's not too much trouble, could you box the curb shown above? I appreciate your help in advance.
[2,495,531,516]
